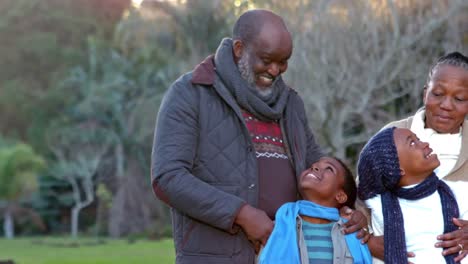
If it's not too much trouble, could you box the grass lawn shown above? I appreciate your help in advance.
[0,237,175,264]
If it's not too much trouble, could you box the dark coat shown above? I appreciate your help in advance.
[151,55,322,263]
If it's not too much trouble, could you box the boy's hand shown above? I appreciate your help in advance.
[435,218,468,262]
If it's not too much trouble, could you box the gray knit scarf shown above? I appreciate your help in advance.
[214,38,290,122]
[213,38,312,176]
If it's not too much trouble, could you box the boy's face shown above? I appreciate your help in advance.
[393,128,440,186]
[299,157,347,207]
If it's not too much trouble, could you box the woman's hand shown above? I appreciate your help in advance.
[435,218,468,262]
[368,235,384,260]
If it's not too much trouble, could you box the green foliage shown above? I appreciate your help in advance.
[96,184,112,205]
[0,2,235,237]
[0,142,45,200]
[53,34,177,180]
[31,175,73,233]
[0,0,130,146]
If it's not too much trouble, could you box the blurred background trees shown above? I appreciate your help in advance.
[283,0,468,164]
[0,0,467,238]
[0,139,45,238]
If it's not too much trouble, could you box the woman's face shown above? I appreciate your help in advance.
[423,65,468,134]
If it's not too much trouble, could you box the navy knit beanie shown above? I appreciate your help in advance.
[357,127,401,200]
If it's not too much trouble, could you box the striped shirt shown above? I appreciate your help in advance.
[302,220,335,264]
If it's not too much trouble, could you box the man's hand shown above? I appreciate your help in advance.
[368,235,415,263]
[339,206,368,241]
[435,218,468,262]
[234,204,274,253]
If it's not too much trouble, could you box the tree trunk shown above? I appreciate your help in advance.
[109,157,165,237]
[70,186,94,238]
[3,208,14,239]
[71,206,80,238]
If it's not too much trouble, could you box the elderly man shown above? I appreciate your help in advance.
[151,9,367,264]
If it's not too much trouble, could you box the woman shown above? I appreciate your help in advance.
[367,51,468,263]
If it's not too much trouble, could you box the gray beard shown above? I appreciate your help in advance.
[238,52,274,97]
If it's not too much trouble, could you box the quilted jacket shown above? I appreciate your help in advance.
[151,55,323,264]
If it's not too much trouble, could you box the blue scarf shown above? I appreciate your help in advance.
[259,200,372,264]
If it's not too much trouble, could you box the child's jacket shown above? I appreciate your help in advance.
[296,216,354,264]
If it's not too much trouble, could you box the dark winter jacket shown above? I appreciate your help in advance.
[151,55,322,264]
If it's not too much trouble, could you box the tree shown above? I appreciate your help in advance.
[141,0,234,65]
[0,0,130,149]
[47,123,114,238]
[258,0,468,165]
[54,36,169,237]
[0,141,45,238]
[49,1,236,236]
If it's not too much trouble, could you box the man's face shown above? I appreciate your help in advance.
[235,22,292,96]
[394,128,440,186]
[238,50,259,92]
[423,65,468,134]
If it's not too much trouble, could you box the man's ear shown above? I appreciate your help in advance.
[335,190,348,205]
[233,39,244,62]
[400,168,406,176]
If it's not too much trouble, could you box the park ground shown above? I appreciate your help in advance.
[0,237,175,264]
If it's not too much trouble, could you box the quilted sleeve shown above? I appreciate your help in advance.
[151,75,245,233]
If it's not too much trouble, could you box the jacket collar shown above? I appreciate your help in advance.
[446,117,468,177]
[191,55,216,85]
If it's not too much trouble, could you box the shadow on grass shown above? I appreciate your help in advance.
[30,238,107,248]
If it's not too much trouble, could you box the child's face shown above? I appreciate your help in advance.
[393,128,441,186]
[299,157,347,207]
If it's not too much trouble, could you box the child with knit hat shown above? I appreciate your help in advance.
[259,157,372,264]
[358,127,468,264]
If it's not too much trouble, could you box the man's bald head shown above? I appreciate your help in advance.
[232,9,293,97]
[232,9,289,45]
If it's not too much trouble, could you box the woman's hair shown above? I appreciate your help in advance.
[427,51,468,84]
[334,157,357,209]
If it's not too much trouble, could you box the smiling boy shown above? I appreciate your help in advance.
[259,157,372,264]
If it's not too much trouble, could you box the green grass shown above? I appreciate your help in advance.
[0,237,175,264]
